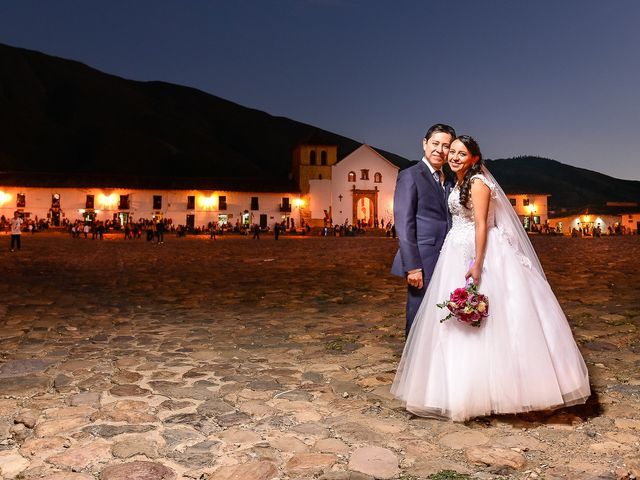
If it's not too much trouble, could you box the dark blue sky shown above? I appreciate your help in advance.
[1,0,639,179]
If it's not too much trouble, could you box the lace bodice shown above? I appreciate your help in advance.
[446,174,497,262]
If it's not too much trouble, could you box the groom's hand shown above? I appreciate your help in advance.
[407,269,423,289]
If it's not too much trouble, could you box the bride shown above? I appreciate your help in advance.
[391,135,591,421]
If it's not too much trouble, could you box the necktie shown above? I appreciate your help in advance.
[433,170,444,187]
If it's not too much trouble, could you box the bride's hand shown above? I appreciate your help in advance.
[465,263,482,285]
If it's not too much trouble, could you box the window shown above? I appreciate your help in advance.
[320,150,327,165]
[318,174,323,180]
[510,198,516,206]
[153,195,162,210]
[218,195,227,210]
[310,151,317,165]
[187,195,195,210]
[374,172,382,183]
[118,195,130,210]
[250,197,259,210]
[86,195,94,209]
[523,198,530,206]
[360,169,369,180]
[348,171,356,182]
[281,197,291,212]
[16,193,25,208]
[52,193,61,208]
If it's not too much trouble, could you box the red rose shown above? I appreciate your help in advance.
[450,288,468,304]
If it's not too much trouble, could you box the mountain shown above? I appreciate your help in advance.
[0,43,638,210]
[485,156,640,211]
[0,42,409,185]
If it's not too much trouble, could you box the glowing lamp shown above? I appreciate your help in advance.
[293,198,304,207]
[99,193,117,208]
[200,195,217,209]
[0,191,10,205]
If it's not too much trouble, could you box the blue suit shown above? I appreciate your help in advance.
[391,160,453,336]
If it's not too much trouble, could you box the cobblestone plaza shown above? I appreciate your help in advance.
[0,233,639,479]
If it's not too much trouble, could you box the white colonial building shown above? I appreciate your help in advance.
[506,193,551,231]
[0,173,299,230]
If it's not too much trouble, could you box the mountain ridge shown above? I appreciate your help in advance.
[0,42,638,211]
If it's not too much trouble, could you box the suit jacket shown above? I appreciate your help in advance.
[391,160,453,283]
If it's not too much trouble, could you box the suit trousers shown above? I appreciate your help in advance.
[406,282,427,337]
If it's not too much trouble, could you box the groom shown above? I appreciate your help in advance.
[391,123,456,337]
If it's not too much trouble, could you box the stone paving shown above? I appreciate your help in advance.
[0,232,639,480]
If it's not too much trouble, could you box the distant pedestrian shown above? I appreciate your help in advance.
[9,211,23,252]
[210,223,217,240]
[252,224,260,240]
[274,223,279,240]
[156,220,164,244]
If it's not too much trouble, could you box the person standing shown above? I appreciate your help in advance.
[391,123,456,337]
[274,222,280,240]
[9,211,23,252]
[156,220,164,244]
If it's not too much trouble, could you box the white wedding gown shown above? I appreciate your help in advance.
[391,173,591,421]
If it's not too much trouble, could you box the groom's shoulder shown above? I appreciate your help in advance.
[397,160,424,181]
[399,160,423,175]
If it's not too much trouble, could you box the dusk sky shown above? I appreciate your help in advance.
[1,0,639,180]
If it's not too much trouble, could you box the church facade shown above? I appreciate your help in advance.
[297,144,399,227]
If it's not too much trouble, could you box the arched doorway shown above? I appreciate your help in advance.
[356,197,373,224]
[352,187,378,227]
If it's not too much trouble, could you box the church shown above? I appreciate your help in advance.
[292,141,400,228]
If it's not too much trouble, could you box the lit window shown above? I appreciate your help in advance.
[360,169,369,180]
[348,171,356,182]
[374,172,382,183]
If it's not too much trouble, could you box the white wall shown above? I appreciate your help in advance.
[308,179,332,220]
[507,194,549,224]
[0,186,297,228]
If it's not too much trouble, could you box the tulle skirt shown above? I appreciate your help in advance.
[391,227,591,421]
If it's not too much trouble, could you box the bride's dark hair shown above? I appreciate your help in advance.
[456,135,484,209]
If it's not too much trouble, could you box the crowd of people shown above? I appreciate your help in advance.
[2,212,635,248]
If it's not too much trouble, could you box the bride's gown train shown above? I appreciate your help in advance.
[391,173,590,421]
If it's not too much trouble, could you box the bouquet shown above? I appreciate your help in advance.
[437,280,489,327]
